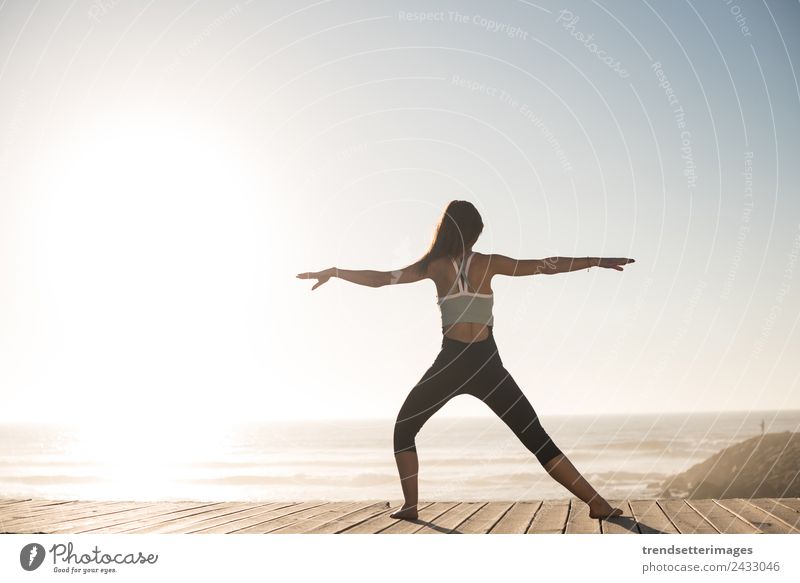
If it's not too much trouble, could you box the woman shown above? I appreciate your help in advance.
[296,200,635,521]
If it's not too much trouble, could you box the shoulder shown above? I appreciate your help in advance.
[471,251,493,269]
[426,255,450,277]
[475,252,513,277]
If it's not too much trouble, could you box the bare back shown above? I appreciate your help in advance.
[430,251,493,342]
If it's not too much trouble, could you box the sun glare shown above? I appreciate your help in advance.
[70,418,237,500]
[28,118,266,422]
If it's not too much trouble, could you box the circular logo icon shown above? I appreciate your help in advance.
[20,543,46,571]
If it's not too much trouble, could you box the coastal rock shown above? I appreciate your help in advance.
[658,431,800,499]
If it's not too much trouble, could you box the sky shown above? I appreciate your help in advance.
[0,0,799,424]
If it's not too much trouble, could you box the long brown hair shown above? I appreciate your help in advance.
[414,200,484,276]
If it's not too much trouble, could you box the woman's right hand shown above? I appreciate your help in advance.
[597,258,635,271]
[296,268,334,290]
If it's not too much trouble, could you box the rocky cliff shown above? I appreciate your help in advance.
[658,431,800,499]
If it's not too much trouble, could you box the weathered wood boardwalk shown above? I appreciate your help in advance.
[2,497,798,534]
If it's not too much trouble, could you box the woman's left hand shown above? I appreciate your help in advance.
[597,258,635,271]
[296,268,334,290]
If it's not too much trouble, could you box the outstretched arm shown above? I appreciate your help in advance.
[296,260,428,290]
[488,254,634,277]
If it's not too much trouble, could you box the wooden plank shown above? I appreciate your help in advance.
[714,499,799,534]
[457,502,514,534]
[79,503,234,534]
[415,502,486,534]
[658,500,718,534]
[49,502,224,534]
[565,498,601,534]
[774,498,800,512]
[41,503,194,534]
[1,498,69,507]
[2,500,151,522]
[192,502,327,534]
[0,500,78,519]
[232,502,358,534]
[4,497,800,534]
[303,501,391,534]
[629,499,678,534]
[114,503,247,533]
[686,499,759,534]
[15,500,170,520]
[119,502,287,534]
[602,499,638,534]
[1,501,82,523]
[0,499,32,507]
[747,499,800,532]
[161,502,298,534]
[526,499,569,534]
[374,502,459,534]
[268,502,369,534]
[2,501,159,532]
[4,503,159,533]
[342,502,436,534]
[488,501,541,534]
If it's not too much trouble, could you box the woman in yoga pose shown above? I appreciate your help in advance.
[296,200,635,521]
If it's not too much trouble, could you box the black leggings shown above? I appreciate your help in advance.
[393,326,564,466]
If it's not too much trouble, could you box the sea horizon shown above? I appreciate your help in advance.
[1,409,798,503]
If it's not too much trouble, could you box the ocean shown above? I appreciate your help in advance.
[1,410,798,503]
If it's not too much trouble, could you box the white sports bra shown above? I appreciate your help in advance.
[436,252,494,328]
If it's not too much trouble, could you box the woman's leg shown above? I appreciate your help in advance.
[471,364,563,465]
[473,366,623,518]
[542,454,622,518]
[391,451,419,519]
[391,357,460,519]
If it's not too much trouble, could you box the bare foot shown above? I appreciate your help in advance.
[389,504,418,520]
[589,499,623,519]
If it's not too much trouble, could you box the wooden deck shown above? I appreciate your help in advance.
[2,497,799,534]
